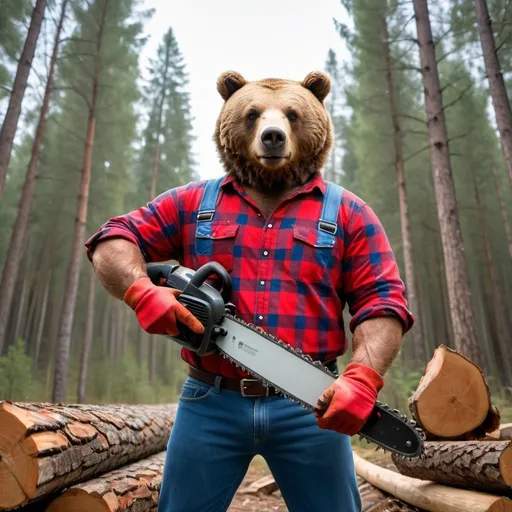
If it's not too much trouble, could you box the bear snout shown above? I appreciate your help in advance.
[261,127,286,150]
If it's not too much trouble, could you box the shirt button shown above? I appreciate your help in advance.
[260,280,265,286]
[258,315,263,320]
[268,223,273,228]
[263,250,269,256]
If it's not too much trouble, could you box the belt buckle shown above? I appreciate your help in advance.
[240,379,269,397]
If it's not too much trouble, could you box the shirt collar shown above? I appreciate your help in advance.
[220,171,327,196]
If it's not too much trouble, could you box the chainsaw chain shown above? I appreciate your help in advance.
[219,314,425,457]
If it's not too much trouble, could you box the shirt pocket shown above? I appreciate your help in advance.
[288,225,335,284]
[195,221,239,273]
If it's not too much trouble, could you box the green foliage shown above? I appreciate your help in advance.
[135,27,197,204]
[0,339,33,400]
[0,0,32,99]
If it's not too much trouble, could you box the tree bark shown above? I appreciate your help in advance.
[492,159,512,261]
[472,170,512,386]
[413,0,480,364]
[353,453,512,512]
[409,345,500,440]
[0,0,68,354]
[382,14,425,364]
[474,0,512,188]
[0,0,46,196]
[0,401,176,510]
[52,0,109,403]
[77,267,97,403]
[45,451,166,512]
[392,440,512,495]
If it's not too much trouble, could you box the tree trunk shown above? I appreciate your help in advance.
[382,14,425,364]
[14,270,29,344]
[474,0,512,188]
[413,0,480,364]
[45,451,166,512]
[492,159,512,260]
[0,0,68,354]
[34,273,50,365]
[392,440,512,495]
[409,345,500,440]
[0,0,46,196]
[77,267,97,403]
[472,170,512,386]
[52,0,109,403]
[0,401,176,510]
[353,453,512,512]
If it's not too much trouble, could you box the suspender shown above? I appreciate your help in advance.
[196,177,224,238]
[195,178,344,245]
[317,182,344,247]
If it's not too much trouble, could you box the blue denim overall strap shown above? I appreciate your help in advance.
[195,177,224,255]
[317,181,344,247]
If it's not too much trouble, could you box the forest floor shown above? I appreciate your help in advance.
[228,448,397,512]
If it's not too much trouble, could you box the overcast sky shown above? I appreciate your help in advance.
[140,0,350,181]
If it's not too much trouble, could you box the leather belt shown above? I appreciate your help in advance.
[188,366,279,397]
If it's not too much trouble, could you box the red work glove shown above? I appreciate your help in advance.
[124,277,205,336]
[314,362,384,436]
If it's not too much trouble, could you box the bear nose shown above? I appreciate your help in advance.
[261,127,286,150]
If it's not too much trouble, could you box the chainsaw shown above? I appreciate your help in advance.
[147,261,424,458]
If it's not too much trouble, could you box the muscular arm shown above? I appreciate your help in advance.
[351,316,403,376]
[92,239,148,300]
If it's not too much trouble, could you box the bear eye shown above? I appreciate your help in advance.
[247,111,259,121]
[287,111,298,122]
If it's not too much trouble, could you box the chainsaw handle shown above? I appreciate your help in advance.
[189,261,232,302]
[146,263,178,286]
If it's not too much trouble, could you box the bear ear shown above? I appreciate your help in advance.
[301,72,331,103]
[217,71,247,101]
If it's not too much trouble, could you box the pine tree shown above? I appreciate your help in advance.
[324,49,344,184]
[413,0,481,364]
[135,27,197,380]
[0,0,46,196]
[51,0,146,402]
[0,0,69,356]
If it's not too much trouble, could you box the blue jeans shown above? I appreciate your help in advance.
[158,376,361,512]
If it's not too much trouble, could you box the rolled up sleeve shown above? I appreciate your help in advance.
[85,188,182,263]
[342,203,414,333]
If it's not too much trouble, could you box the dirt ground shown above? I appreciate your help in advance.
[228,449,421,512]
[228,456,287,512]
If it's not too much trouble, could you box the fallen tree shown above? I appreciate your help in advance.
[354,452,512,512]
[409,345,500,440]
[45,451,166,512]
[392,440,512,494]
[0,401,176,510]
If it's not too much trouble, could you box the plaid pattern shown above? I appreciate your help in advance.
[86,173,413,380]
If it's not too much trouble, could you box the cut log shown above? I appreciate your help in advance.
[392,440,512,494]
[409,345,500,440]
[354,453,512,512]
[45,451,166,512]
[239,475,279,496]
[0,401,176,510]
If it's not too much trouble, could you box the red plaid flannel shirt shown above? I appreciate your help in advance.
[85,173,413,380]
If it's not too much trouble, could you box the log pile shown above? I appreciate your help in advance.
[1,345,511,511]
[376,345,512,511]
[0,401,176,510]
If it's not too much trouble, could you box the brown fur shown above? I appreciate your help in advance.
[214,71,333,194]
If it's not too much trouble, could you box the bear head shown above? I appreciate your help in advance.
[214,71,333,193]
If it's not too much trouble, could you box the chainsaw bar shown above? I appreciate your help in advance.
[217,314,425,458]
